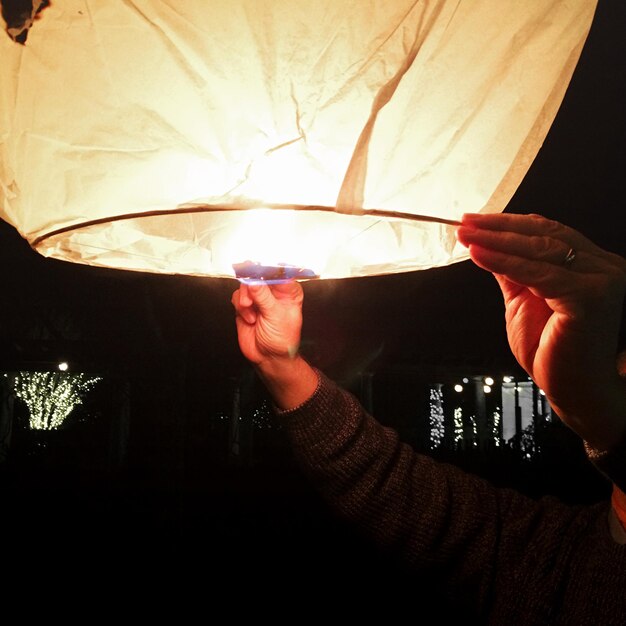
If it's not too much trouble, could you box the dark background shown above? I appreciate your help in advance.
[0,0,624,603]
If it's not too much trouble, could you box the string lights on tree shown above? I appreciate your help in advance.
[492,408,501,447]
[428,386,445,450]
[454,407,464,448]
[11,371,102,431]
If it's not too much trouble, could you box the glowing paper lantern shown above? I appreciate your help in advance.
[0,0,597,280]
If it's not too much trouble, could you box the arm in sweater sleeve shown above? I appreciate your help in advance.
[231,212,626,619]
[265,363,626,624]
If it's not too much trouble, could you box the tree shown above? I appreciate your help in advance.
[10,371,102,430]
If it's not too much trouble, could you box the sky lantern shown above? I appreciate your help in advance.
[0,0,597,281]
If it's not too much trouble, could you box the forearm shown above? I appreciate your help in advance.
[272,370,512,581]
[585,434,626,542]
[275,371,422,523]
[609,485,626,544]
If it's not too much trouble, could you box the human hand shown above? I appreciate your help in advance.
[231,280,304,366]
[456,212,626,450]
[231,280,318,410]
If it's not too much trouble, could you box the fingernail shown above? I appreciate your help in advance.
[455,225,476,247]
[461,213,482,224]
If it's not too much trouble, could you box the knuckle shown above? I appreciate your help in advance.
[612,254,626,278]
[528,213,552,227]
[529,213,563,237]
[528,234,556,258]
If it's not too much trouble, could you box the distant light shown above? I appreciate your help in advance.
[462,377,469,384]
[58,362,69,371]
[483,385,492,393]
[503,376,512,383]
[454,384,463,393]
[484,376,494,386]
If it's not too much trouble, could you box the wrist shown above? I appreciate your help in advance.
[609,485,626,544]
[551,374,626,452]
[255,353,319,411]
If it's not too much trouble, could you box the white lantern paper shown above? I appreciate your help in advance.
[0,0,597,280]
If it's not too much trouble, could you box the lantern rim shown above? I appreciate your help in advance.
[31,204,461,249]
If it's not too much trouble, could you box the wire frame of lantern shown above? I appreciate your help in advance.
[0,0,597,281]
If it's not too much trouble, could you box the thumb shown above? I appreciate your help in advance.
[247,282,275,313]
[271,280,304,301]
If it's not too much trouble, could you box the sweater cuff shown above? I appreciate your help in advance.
[270,368,363,454]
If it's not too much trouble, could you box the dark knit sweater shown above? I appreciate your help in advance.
[277,370,626,625]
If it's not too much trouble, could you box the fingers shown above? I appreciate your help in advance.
[460,212,605,256]
[456,213,626,307]
[465,243,582,300]
[457,223,575,268]
[247,280,301,311]
[231,280,304,324]
[457,213,626,276]
[231,284,257,324]
[270,280,304,300]
[457,225,609,275]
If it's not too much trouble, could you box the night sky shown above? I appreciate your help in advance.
[0,0,625,600]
